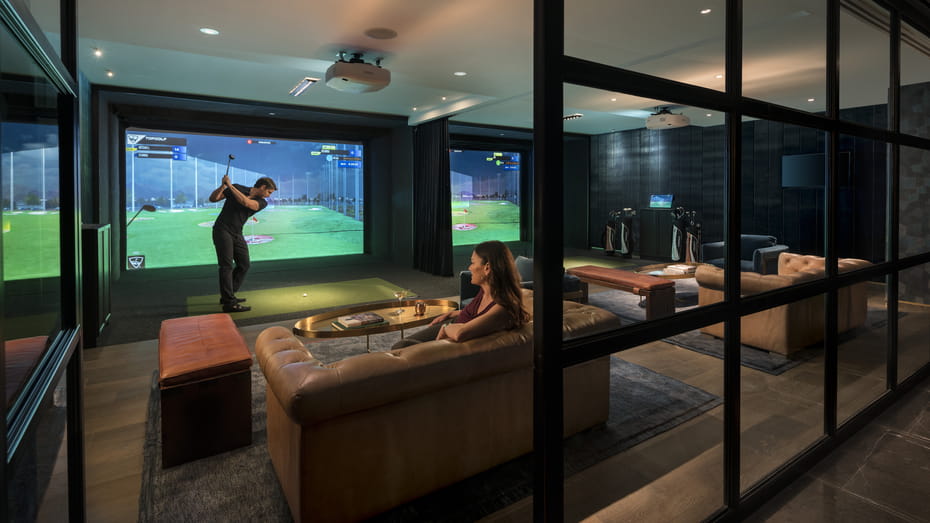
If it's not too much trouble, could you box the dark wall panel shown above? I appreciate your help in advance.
[587,102,893,262]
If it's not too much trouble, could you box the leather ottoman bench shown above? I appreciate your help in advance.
[567,265,676,320]
[158,313,252,467]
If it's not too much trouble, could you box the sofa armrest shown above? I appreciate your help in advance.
[460,270,480,304]
[753,244,789,274]
[701,241,725,262]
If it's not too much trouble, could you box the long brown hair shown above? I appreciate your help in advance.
[474,241,530,329]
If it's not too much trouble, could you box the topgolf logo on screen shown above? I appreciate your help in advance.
[127,255,145,270]
[126,133,146,146]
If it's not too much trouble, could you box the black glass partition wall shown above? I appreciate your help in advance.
[535,0,930,520]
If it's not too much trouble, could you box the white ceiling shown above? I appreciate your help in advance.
[28,0,930,134]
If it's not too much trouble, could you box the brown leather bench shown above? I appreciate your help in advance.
[158,313,252,467]
[567,265,676,320]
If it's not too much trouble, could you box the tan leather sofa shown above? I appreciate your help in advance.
[255,292,620,522]
[695,252,871,355]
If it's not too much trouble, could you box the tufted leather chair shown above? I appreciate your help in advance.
[695,252,872,355]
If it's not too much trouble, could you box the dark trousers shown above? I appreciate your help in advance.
[213,228,250,305]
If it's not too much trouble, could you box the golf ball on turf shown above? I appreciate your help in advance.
[302,293,307,297]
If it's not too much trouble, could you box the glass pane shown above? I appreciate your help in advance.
[7,371,69,521]
[898,264,930,382]
[901,22,930,141]
[741,294,825,492]
[899,146,930,258]
[837,136,887,264]
[2,14,63,409]
[565,0,725,91]
[24,0,61,58]
[577,87,726,323]
[744,0,826,112]
[840,4,889,128]
[561,339,723,520]
[838,279,888,424]
[741,119,824,291]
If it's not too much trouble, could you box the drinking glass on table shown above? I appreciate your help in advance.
[393,289,410,316]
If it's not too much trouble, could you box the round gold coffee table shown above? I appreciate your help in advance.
[293,298,459,352]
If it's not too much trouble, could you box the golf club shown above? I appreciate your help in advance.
[127,204,156,227]
[224,154,235,180]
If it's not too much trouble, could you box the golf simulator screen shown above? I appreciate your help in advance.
[450,149,522,246]
[125,128,364,270]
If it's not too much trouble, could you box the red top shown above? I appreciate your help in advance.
[456,288,496,323]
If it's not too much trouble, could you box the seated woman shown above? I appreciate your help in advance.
[392,240,530,349]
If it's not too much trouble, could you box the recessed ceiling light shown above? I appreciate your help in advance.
[412,107,417,111]
[563,113,583,120]
[106,70,114,77]
[199,27,219,35]
[268,112,276,116]
[700,8,712,14]
[442,96,447,101]
[453,71,467,77]
[364,27,398,40]
[499,133,505,136]
[706,113,712,117]
[611,97,617,101]
[715,74,723,79]
[808,97,816,102]
[93,48,102,57]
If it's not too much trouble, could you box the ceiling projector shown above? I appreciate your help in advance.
[325,53,391,93]
[645,108,690,130]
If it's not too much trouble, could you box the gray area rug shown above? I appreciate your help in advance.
[589,288,898,376]
[138,333,721,522]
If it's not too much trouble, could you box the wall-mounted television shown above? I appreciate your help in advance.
[649,194,674,208]
[124,128,365,270]
[781,151,852,188]
[449,148,522,246]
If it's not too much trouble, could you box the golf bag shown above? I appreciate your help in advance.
[618,208,636,257]
[670,207,687,262]
[603,210,624,255]
[685,211,701,263]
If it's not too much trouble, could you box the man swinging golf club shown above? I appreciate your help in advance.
[209,155,276,312]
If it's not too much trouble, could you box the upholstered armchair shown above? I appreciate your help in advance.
[701,234,789,275]
[459,255,586,304]
[695,252,871,355]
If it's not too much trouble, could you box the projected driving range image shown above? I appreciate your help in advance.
[126,129,364,270]
[450,149,521,246]
[2,121,61,281]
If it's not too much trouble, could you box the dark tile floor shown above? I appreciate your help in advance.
[749,371,930,522]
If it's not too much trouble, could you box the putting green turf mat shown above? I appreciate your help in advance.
[186,278,410,320]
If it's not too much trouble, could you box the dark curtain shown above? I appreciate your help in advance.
[412,118,453,276]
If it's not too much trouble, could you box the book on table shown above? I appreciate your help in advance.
[332,311,387,330]
[664,264,697,275]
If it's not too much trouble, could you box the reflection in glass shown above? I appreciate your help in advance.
[7,372,69,521]
[563,341,723,521]
[897,264,930,382]
[741,293,825,492]
[840,4,889,128]
[838,279,888,425]
[1,16,63,411]
[837,136,887,264]
[565,1,725,91]
[899,146,930,258]
[901,22,930,141]
[744,0,825,112]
